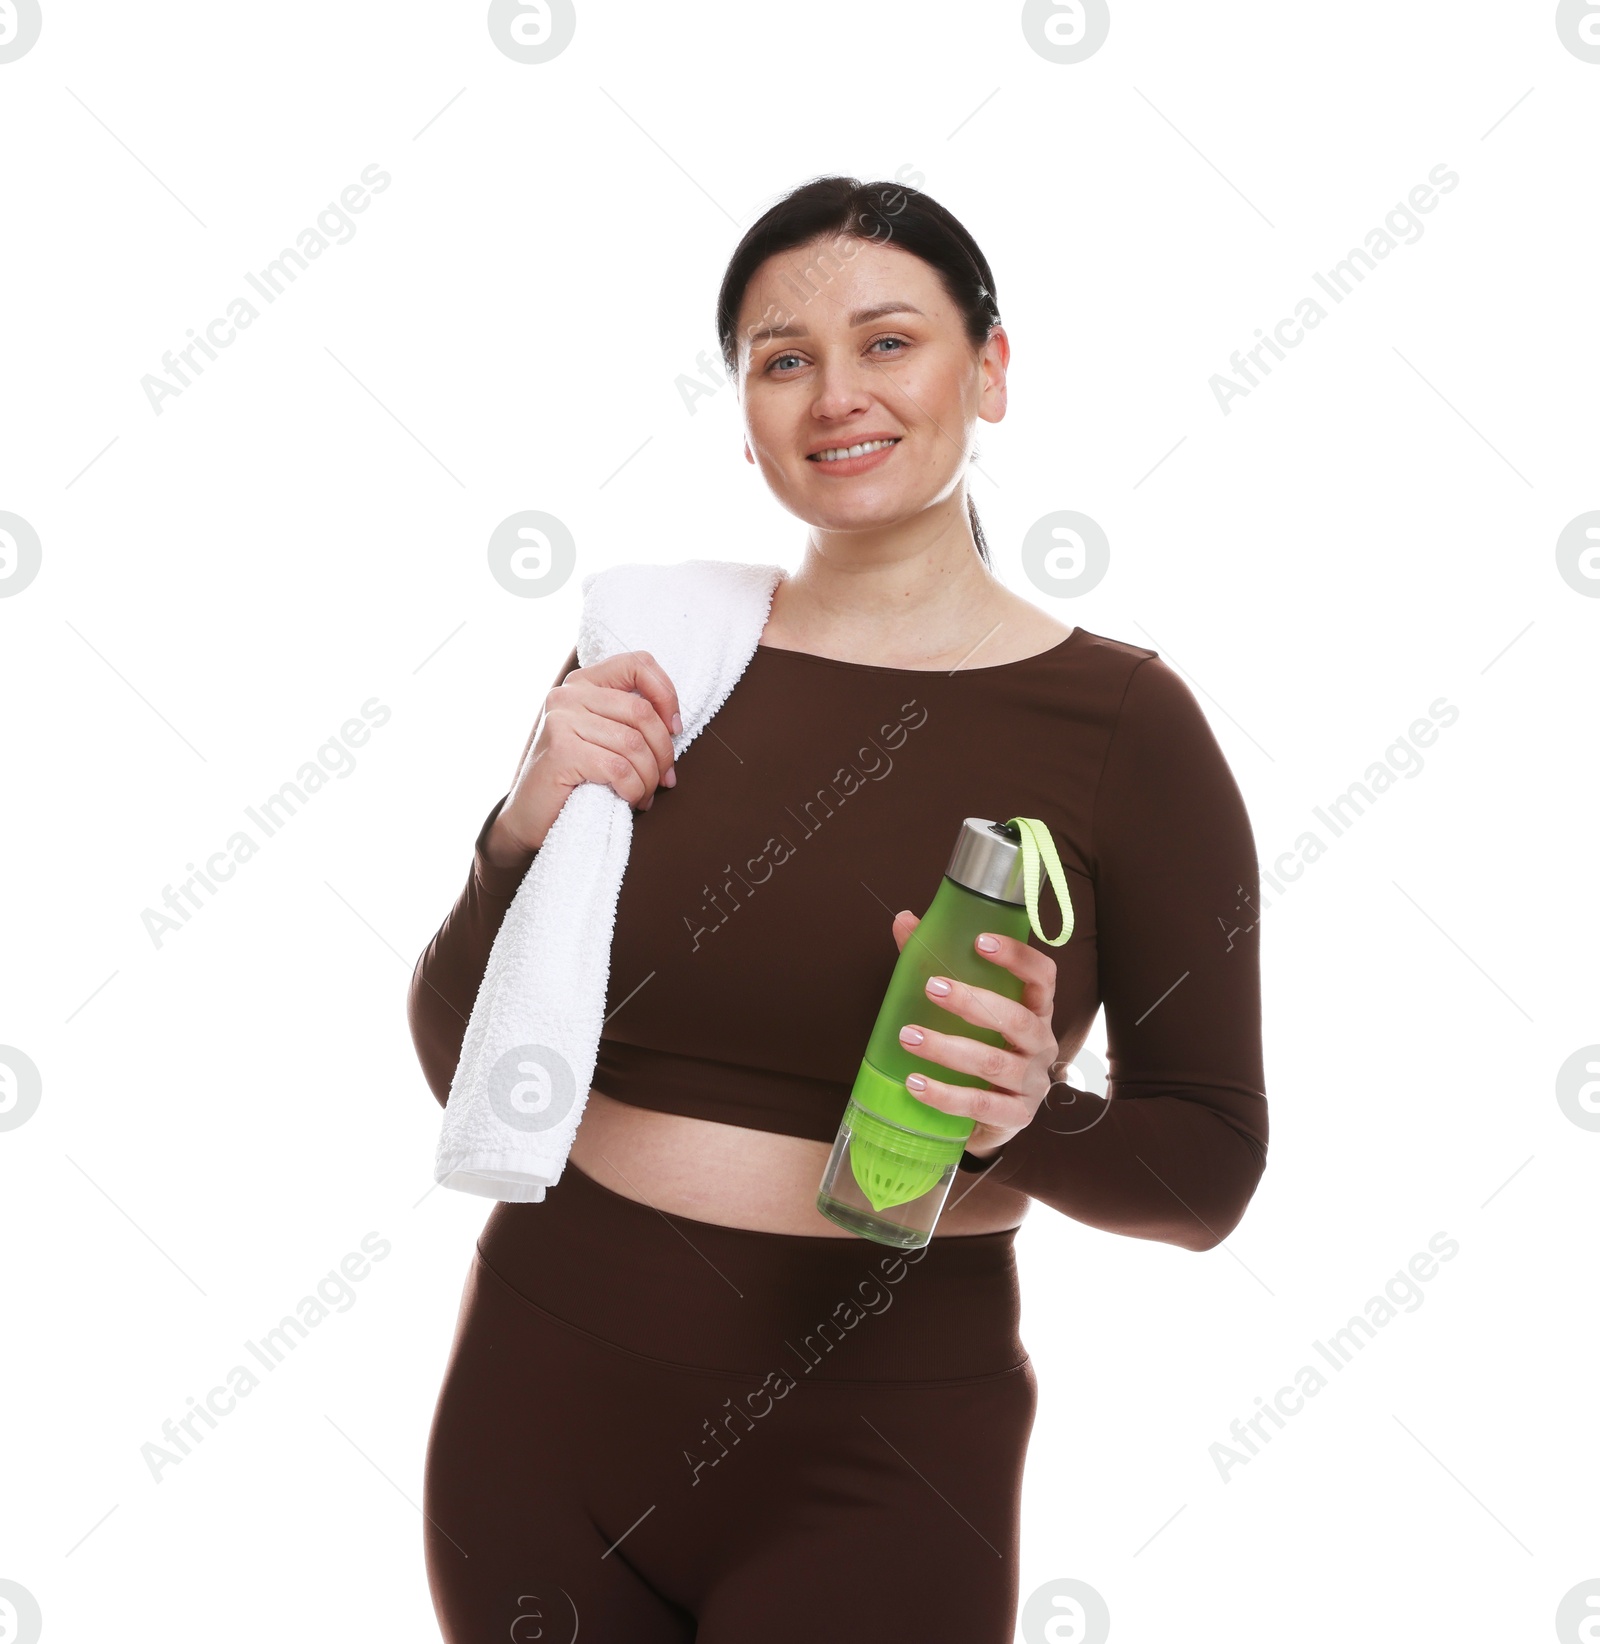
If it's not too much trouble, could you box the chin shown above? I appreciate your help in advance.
[795,503,917,534]
[792,483,922,525]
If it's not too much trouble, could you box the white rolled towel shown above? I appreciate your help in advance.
[433,556,787,1202]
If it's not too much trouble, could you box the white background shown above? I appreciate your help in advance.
[2,3,1596,1640]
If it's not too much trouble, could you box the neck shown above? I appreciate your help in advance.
[773,492,1002,659]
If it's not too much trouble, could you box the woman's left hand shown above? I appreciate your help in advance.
[889,909,1061,1160]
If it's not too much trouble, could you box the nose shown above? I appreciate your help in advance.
[808,351,876,423]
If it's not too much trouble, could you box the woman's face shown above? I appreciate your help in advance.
[732,233,1008,535]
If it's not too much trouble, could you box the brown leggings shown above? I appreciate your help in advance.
[423,1158,1037,1641]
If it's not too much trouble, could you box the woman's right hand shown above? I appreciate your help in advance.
[484,650,682,870]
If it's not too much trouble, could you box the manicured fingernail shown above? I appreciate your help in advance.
[664,766,677,787]
[671,712,683,734]
[976,933,999,953]
[926,977,951,997]
[906,1074,928,1092]
[899,1025,925,1046]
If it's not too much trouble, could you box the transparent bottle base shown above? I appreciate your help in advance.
[814,1109,961,1249]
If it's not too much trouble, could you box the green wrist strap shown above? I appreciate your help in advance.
[1005,816,1074,946]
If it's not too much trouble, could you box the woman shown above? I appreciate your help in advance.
[409,176,1268,1642]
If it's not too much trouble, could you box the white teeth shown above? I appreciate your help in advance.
[811,438,898,462]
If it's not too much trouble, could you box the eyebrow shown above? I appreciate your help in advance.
[744,302,926,348]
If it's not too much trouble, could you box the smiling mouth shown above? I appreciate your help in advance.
[806,437,902,463]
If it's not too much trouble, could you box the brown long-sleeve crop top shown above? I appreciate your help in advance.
[407,625,1269,1252]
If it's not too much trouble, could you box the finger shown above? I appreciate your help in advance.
[573,650,682,745]
[897,1019,1036,1095]
[890,909,919,954]
[918,971,1050,1052]
[570,686,676,791]
[570,717,674,810]
[971,929,1058,1017]
[900,1068,1032,1129]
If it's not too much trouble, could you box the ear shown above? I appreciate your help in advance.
[977,325,1010,427]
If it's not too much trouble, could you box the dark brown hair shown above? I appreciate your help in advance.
[715,175,1002,566]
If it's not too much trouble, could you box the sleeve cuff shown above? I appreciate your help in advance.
[471,793,537,901]
[976,1100,1072,1189]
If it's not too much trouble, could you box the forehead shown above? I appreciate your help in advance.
[733,236,947,346]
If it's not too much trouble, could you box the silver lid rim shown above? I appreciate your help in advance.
[944,817,1027,905]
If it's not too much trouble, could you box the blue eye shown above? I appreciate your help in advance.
[765,336,911,376]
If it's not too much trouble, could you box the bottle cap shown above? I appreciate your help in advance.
[945,816,1075,946]
[946,817,1029,903]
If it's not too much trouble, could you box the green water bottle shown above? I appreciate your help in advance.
[816,816,1073,1248]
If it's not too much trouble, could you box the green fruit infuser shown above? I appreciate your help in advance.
[815,816,1073,1248]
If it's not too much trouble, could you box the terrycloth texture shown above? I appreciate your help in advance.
[433,557,788,1202]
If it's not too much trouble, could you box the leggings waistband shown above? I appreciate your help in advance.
[473,1158,1027,1384]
